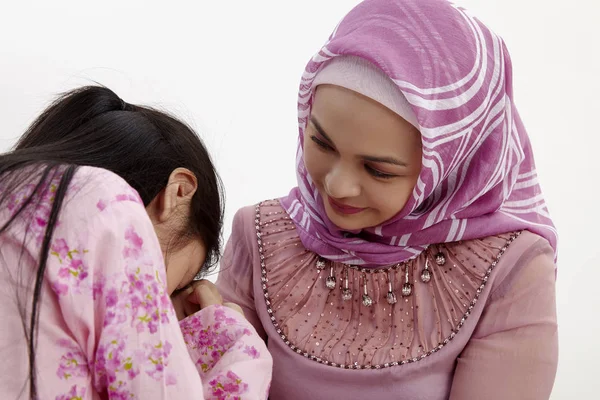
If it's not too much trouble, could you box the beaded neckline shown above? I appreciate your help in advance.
[316,246,447,306]
[255,201,521,369]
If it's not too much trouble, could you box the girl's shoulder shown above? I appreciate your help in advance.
[60,166,145,221]
[1,165,144,236]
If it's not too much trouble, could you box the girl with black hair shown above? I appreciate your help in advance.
[0,86,272,399]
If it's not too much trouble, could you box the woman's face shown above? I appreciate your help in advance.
[145,168,206,295]
[303,84,423,231]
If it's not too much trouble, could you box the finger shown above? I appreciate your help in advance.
[188,280,223,309]
[223,302,244,316]
[171,294,188,321]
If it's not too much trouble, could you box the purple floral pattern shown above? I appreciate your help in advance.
[56,340,89,380]
[243,346,260,360]
[209,371,249,399]
[7,181,57,244]
[96,187,143,212]
[180,306,258,373]
[55,385,86,400]
[49,238,89,296]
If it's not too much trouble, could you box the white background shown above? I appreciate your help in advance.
[1,1,597,398]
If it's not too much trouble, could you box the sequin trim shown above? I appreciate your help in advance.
[255,202,522,369]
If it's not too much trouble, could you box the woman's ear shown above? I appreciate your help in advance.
[153,168,198,223]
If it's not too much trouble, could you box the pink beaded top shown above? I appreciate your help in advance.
[217,200,558,399]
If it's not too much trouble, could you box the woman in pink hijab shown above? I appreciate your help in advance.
[216,0,558,398]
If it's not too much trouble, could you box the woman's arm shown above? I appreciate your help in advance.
[449,247,558,400]
[48,196,271,399]
[216,207,267,340]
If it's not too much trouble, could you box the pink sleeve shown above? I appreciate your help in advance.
[449,240,558,400]
[216,207,267,340]
[48,196,271,399]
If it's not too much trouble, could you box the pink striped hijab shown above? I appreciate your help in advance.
[280,0,557,267]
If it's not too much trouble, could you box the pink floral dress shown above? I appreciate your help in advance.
[0,166,272,399]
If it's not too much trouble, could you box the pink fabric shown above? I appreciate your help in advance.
[280,0,557,266]
[311,55,419,128]
[217,203,558,399]
[0,166,272,399]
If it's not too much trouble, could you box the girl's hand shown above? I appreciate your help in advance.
[171,279,244,320]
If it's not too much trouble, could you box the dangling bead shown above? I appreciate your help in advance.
[386,291,397,305]
[421,258,432,283]
[341,266,352,301]
[316,258,326,270]
[342,289,353,301]
[402,264,412,297]
[386,270,397,305]
[435,252,446,266]
[325,265,336,290]
[420,269,432,283]
[362,273,373,307]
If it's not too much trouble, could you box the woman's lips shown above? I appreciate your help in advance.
[328,196,366,215]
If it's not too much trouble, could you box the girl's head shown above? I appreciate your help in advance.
[304,56,422,231]
[282,0,557,266]
[4,85,224,294]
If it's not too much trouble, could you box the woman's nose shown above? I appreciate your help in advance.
[324,164,361,199]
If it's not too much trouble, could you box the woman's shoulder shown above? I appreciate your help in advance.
[228,199,303,267]
[232,199,290,234]
[64,166,145,218]
[484,230,556,299]
[445,230,555,297]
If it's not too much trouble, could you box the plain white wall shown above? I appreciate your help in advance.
[1,1,597,398]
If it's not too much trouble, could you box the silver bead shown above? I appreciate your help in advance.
[386,270,397,305]
[341,288,353,301]
[325,266,336,289]
[420,269,432,283]
[386,291,398,305]
[435,252,446,266]
[325,276,336,290]
[316,258,326,270]
[361,272,372,306]
[402,265,412,296]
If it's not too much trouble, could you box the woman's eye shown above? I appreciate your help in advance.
[365,164,396,179]
[310,135,334,151]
